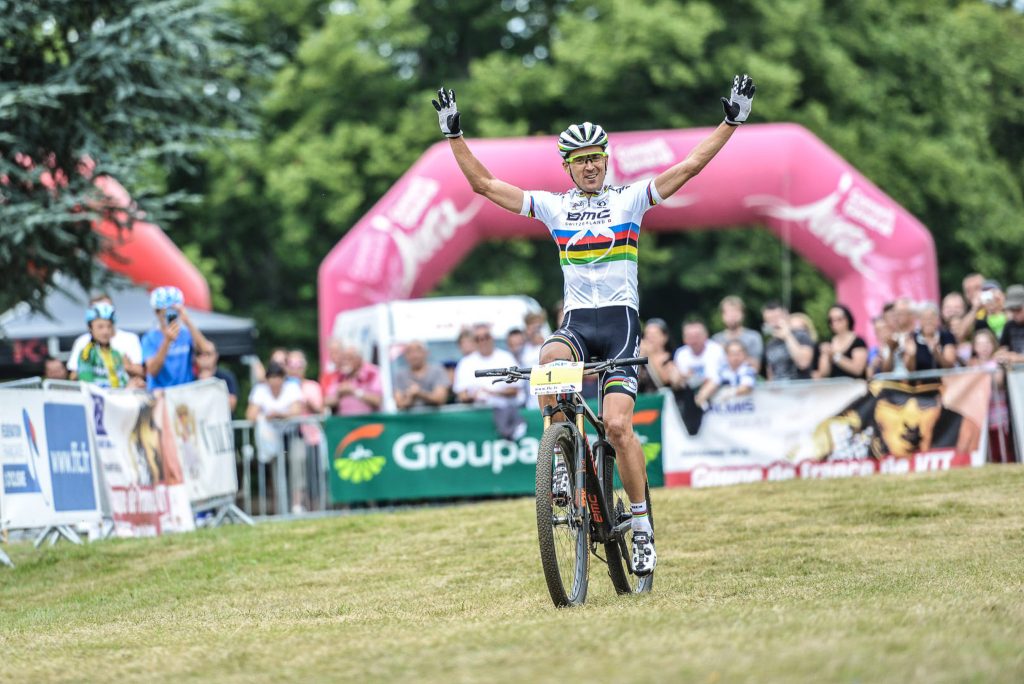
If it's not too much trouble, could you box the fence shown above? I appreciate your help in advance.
[233,416,330,517]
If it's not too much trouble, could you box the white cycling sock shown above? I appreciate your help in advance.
[630,501,652,534]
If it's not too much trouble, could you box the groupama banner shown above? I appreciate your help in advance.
[325,394,665,504]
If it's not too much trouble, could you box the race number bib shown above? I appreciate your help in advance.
[530,360,584,396]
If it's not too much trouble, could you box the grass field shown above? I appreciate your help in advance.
[2,466,1023,683]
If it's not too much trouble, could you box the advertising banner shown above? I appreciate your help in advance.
[86,386,194,536]
[163,380,237,503]
[0,388,102,530]
[1005,365,1024,464]
[327,394,664,504]
[663,370,992,488]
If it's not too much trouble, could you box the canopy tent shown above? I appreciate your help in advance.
[0,276,256,372]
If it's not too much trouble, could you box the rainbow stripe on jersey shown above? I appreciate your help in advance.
[554,223,639,266]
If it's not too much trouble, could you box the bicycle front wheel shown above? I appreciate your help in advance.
[536,422,589,607]
[604,449,654,595]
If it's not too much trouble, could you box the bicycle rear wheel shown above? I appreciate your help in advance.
[536,422,589,607]
[603,449,654,595]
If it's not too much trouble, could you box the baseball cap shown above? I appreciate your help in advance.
[982,279,1002,292]
[1005,284,1024,310]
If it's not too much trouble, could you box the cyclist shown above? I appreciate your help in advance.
[432,75,756,575]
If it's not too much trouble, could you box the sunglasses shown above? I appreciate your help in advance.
[474,335,492,342]
[567,152,608,168]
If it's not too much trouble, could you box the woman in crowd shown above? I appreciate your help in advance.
[788,312,821,378]
[969,328,1013,462]
[818,304,868,379]
[911,303,957,370]
[637,318,683,393]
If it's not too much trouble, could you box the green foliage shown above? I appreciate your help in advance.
[162,0,1024,358]
[0,0,261,313]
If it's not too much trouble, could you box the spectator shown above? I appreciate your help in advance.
[970,328,1013,462]
[245,362,303,422]
[880,297,917,374]
[953,273,985,344]
[456,328,476,358]
[196,341,239,411]
[818,304,868,379]
[43,354,69,380]
[245,362,304,477]
[867,315,892,378]
[637,318,683,393]
[67,292,144,382]
[453,323,525,439]
[789,312,820,376]
[711,295,763,374]
[453,324,522,407]
[673,320,725,390]
[963,272,985,309]
[142,286,213,391]
[521,312,547,367]
[696,339,756,408]
[941,291,972,365]
[506,328,527,366]
[322,340,383,416]
[996,284,1024,363]
[978,280,1008,339]
[286,349,324,415]
[761,301,815,380]
[911,303,957,370]
[74,303,129,388]
[251,347,290,384]
[394,340,450,410]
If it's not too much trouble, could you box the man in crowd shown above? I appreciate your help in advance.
[74,303,130,388]
[695,339,756,408]
[67,292,143,383]
[393,340,450,410]
[322,340,382,415]
[761,301,815,380]
[711,295,762,374]
[43,354,69,380]
[142,286,214,391]
[674,320,725,390]
[453,323,526,439]
[195,340,240,411]
[996,284,1024,362]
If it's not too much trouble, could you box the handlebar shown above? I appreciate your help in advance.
[474,356,648,379]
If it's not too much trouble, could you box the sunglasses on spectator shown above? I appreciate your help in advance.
[566,152,608,168]
[474,334,492,341]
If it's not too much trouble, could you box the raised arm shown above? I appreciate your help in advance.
[654,74,756,201]
[433,87,524,214]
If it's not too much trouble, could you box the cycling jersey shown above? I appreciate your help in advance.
[520,179,662,313]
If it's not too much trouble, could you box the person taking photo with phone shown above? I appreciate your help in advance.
[142,286,214,391]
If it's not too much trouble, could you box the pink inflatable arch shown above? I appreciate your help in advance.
[319,123,937,361]
[93,175,211,311]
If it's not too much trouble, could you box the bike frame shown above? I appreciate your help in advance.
[539,361,642,546]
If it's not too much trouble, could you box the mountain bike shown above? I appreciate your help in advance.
[475,356,653,607]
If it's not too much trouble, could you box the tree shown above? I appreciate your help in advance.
[0,0,262,313]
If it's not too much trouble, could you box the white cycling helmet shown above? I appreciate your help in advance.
[557,121,609,159]
[150,285,184,310]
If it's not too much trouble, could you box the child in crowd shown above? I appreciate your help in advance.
[74,303,129,388]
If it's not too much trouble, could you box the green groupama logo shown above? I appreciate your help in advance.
[333,423,386,483]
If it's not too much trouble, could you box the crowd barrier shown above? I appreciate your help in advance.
[0,378,249,566]
[2,366,1019,566]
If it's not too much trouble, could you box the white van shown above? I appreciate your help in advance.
[328,295,550,412]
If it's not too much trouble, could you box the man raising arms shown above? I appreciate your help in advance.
[432,75,756,575]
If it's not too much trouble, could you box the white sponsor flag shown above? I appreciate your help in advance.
[87,386,194,537]
[163,380,238,503]
[0,388,102,530]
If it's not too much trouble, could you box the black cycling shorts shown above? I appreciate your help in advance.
[541,306,641,399]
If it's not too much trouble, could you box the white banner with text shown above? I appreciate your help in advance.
[662,370,991,488]
[163,380,238,504]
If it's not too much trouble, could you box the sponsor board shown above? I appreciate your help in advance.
[663,370,991,488]
[326,394,664,504]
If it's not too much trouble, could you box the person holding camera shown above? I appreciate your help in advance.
[142,286,214,391]
[760,301,815,381]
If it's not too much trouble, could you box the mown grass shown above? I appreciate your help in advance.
[2,466,1023,683]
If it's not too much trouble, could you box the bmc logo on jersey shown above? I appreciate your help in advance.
[566,209,611,222]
